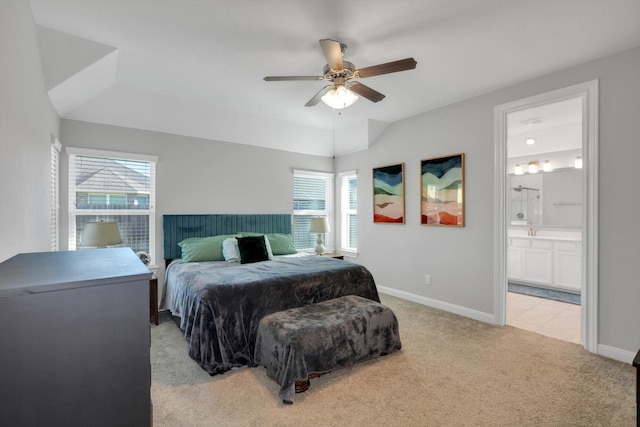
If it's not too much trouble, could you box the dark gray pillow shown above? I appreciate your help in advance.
[237,236,269,264]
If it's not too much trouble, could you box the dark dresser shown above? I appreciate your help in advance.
[0,248,152,427]
[634,349,640,427]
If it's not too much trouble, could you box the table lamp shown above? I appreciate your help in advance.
[80,220,123,248]
[309,217,330,255]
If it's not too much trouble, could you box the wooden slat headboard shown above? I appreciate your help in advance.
[163,214,292,260]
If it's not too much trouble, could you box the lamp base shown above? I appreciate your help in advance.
[315,234,324,255]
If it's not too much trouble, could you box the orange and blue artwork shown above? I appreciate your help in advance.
[373,163,404,223]
[421,153,464,226]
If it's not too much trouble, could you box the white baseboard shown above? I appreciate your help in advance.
[378,286,635,365]
[597,344,637,364]
[377,286,495,324]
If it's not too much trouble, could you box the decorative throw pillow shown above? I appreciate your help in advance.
[266,233,297,255]
[263,234,274,259]
[222,237,240,262]
[223,235,273,262]
[237,236,269,264]
[178,234,238,262]
[237,233,274,258]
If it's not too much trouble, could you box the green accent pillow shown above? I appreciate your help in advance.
[237,236,269,264]
[178,234,239,262]
[266,233,297,255]
[238,232,264,237]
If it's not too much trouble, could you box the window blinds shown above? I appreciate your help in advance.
[292,170,334,251]
[67,148,156,264]
[340,171,357,251]
[50,139,61,251]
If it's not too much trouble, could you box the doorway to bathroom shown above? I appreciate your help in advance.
[494,81,599,352]
[506,97,583,343]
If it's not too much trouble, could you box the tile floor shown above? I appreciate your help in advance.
[507,291,581,344]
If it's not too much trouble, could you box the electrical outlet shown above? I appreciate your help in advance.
[424,274,431,285]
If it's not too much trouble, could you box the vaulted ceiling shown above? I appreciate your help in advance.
[30,0,640,156]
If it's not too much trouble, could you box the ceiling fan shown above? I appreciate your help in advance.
[263,39,417,109]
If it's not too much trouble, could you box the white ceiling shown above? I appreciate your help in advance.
[508,96,582,158]
[29,0,640,157]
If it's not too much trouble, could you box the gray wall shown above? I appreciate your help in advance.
[0,1,60,262]
[335,46,640,356]
[59,119,333,278]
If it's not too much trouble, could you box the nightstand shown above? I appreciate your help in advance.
[149,275,158,325]
[322,253,344,260]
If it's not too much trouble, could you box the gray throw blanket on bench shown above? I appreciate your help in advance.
[254,295,402,403]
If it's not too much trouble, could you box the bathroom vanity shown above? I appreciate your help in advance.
[507,232,582,293]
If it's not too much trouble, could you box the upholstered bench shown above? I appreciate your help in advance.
[254,294,402,403]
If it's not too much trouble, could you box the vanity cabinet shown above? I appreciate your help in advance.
[0,248,152,427]
[553,240,582,290]
[508,237,581,292]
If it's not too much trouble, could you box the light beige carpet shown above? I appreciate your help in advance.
[151,294,636,426]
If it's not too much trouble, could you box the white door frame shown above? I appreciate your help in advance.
[493,80,599,352]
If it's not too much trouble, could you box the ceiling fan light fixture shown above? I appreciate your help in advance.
[321,85,358,109]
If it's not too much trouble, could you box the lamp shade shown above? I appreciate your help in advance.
[309,217,330,233]
[80,221,123,247]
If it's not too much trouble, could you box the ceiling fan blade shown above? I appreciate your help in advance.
[356,58,417,78]
[264,76,324,81]
[349,82,385,103]
[304,85,332,107]
[319,39,344,71]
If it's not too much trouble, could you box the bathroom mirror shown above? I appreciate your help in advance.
[509,168,582,227]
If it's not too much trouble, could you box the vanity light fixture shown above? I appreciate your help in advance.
[525,138,536,145]
[514,164,524,175]
[542,160,552,172]
[528,161,539,174]
[574,156,583,169]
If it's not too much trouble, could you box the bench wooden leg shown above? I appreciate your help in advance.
[294,372,328,394]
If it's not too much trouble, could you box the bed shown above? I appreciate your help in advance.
[162,214,380,376]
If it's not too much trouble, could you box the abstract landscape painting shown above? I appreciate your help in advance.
[373,163,405,223]
[421,153,464,226]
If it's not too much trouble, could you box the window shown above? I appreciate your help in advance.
[340,171,357,252]
[293,170,334,251]
[50,138,61,251]
[67,147,157,264]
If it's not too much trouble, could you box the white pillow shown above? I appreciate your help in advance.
[263,235,274,260]
[222,238,240,262]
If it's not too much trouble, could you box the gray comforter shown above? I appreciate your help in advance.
[165,255,380,375]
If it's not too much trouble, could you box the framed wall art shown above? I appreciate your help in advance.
[420,153,464,226]
[373,163,405,223]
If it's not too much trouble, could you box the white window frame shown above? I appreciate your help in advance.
[50,137,62,251]
[292,169,334,252]
[67,147,157,266]
[339,170,357,254]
